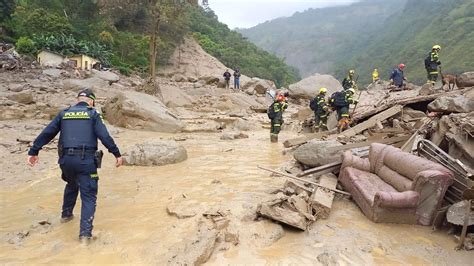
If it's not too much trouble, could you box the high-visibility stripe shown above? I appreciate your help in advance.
[341,114,350,117]
[429,71,438,74]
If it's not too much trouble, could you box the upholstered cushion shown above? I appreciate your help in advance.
[343,167,397,205]
[376,165,413,192]
[374,191,420,208]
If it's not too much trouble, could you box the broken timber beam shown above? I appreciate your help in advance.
[283,132,329,148]
[401,118,433,152]
[257,165,351,196]
[297,161,342,177]
[310,173,338,219]
[340,105,403,137]
[352,88,472,123]
[327,135,410,153]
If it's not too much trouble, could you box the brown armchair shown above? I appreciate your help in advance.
[339,143,453,225]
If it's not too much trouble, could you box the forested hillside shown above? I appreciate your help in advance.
[346,0,474,84]
[239,0,474,85]
[188,7,300,87]
[0,0,299,86]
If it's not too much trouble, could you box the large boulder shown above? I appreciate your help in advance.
[62,78,108,91]
[428,95,474,113]
[293,140,343,167]
[242,78,274,95]
[123,140,187,166]
[42,68,62,78]
[92,69,120,83]
[103,91,184,132]
[7,91,34,104]
[288,74,342,99]
[160,84,195,108]
[199,75,220,85]
[456,72,474,89]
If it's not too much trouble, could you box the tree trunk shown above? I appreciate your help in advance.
[148,0,160,81]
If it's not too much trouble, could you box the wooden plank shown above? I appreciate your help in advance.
[340,105,403,137]
[283,132,328,148]
[297,161,342,177]
[257,165,351,196]
[310,173,338,219]
[401,118,433,152]
[327,135,409,153]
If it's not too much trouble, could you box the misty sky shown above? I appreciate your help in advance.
[207,0,360,29]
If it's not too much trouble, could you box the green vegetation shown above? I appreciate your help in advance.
[188,7,300,87]
[239,0,474,85]
[1,0,299,85]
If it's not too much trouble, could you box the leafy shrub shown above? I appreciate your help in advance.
[15,36,36,55]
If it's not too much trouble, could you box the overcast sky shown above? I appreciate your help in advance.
[207,0,360,29]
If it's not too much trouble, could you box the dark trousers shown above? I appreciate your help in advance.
[225,79,230,89]
[270,118,282,135]
[336,106,349,121]
[427,68,438,83]
[314,112,328,130]
[60,155,98,237]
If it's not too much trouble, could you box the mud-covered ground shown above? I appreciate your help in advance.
[0,120,471,265]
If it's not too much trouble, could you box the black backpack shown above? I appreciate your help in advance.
[424,54,431,69]
[309,97,318,111]
[267,102,276,119]
[330,91,346,108]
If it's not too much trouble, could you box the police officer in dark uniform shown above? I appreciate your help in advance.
[27,88,123,244]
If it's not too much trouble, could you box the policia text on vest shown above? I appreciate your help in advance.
[27,89,123,244]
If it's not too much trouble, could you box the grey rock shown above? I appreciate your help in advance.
[293,140,343,167]
[428,95,474,113]
[7,92,34,104]
[288,73,342,99]
[92,70,120,82]
[123,140,187,166]
[103,91,184,133]
[42,69,62,78]
[456,72,474,89]
[8,84,27,92]
[199,75,220,85]
[172,73,187,82]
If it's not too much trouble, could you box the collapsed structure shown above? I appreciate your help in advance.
[258,77,474,250]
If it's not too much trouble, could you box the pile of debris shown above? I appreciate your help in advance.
[260,77,474,248]
[256,165,348,230]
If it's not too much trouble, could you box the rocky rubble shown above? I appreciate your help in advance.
[122,140,187,166]
[103,91,184,133]
[288,73,342,99]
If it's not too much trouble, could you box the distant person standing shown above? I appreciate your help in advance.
[233,68,241,90]
[342,69,357,90]
[372,69,379,83]
[425,45,441,85]
[390,64,407,89]
[223,69,231,89]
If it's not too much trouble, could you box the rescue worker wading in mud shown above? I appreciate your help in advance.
[27,88,123,245]
[310,88,330,132]
[268,93,288,142]
[342,69,357,91]
[425,45,441,85]
[330,88,358,133]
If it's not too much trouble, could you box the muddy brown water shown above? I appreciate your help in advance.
[0,129,472,264]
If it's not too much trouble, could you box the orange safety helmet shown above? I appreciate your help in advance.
[277,94,285,102]
[399,63,405,70]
